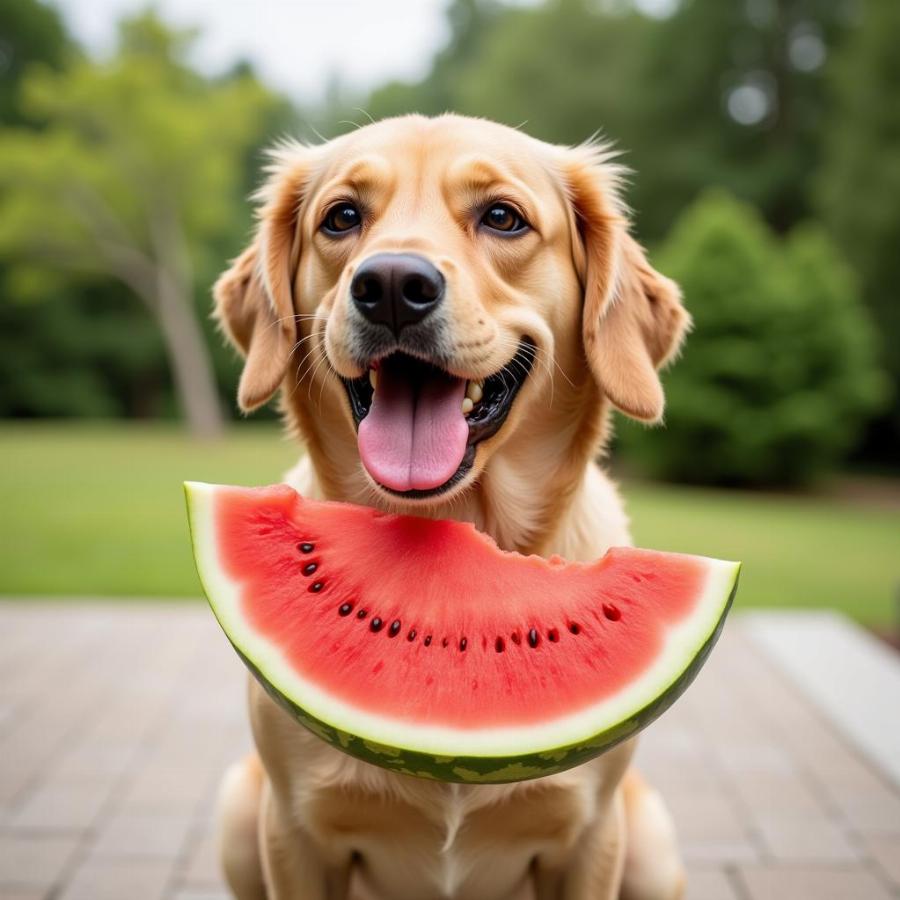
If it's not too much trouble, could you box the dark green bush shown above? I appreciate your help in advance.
[617,191,888,487]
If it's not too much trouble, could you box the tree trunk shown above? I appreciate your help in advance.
[61,185,226,437]
[154,269,224,439]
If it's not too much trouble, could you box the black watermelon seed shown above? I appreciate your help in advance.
[302,562,318,576]
[370,617,383,632]
[569,622,581,635]
[338,603,353,617]
[511,632,521,645]
[548,628,559,642]
[424,635,433,646]
[495,637,505,653]
[603,603,621,621]
[389,620,401,637]
[528,628,539,648]
[309,581,324,593]
[298,542,314,554]
[459,637,468,652]
[441,637,449,648]
[407,629,417,642]
[357,608,368,619]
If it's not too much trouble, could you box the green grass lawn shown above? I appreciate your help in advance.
[2,423,897,625]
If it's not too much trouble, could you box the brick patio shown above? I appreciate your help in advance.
[0,603,898,900]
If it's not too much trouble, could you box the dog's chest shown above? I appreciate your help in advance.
[305,775,595,900]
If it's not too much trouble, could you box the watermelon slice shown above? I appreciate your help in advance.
[185,482,739,783]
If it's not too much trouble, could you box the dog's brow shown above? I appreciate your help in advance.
[446,155,543,223]
[329,155,392,193]
[447,156,517,192]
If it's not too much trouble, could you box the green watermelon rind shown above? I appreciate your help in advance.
[185,481,739,784]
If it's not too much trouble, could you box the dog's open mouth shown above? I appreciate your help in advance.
[342,340,535,498]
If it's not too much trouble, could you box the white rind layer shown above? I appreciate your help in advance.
[186,481,739,758]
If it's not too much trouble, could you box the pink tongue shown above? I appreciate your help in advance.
[358,366,468,492]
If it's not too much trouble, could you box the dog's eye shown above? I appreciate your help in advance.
[481,204,528,235]
[321,202,361,235]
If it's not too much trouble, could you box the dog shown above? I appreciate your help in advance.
[212,114,690,900]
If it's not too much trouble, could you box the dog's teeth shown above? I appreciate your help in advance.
[369,369,378,390]
[461,397,474,415]
[466,381,483,403]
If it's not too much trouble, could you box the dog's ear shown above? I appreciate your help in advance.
[562,147,689,422]
[213,144,318,413]
[587,232,689,422]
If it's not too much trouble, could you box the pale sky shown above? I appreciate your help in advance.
[52,0,677,105]
[53,0,456,104]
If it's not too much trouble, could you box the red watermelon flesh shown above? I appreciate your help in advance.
[186,481,739,783]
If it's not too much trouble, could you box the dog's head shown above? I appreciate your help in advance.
[215,115,687,511]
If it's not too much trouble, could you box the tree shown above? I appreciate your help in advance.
[617,191,887,486]
[0,13,284,436]
[816,0,900,454]
[0,270,167,419]
[632,0,854,238]
[0,0,71,124]
[451,0,651,151]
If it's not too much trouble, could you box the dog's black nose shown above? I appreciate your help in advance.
[350,253,444,336]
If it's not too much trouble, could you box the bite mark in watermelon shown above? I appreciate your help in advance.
[185,482,739,783]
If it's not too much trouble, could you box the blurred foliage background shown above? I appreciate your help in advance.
[0,0,897,618]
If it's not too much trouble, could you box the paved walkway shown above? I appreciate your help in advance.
[0,604,898,900]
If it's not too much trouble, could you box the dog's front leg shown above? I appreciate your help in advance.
[565,793,626,900]
[260,783,352,900]
[533,792,626,900]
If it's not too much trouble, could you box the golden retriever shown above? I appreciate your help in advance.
[213,114,689,900]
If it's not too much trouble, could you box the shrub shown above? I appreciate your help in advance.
[617,191,888,487]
